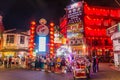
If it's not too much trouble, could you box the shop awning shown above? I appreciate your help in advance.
[0,49,28,52]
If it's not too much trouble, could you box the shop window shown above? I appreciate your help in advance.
[70,40,74,45]
[92,39,98,46]
[92,40,94,46]
[104,39,108,46]
[95,40,98,46]
[6,35,14,43]
[20,36,25,44]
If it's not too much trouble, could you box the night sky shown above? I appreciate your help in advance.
[0,0,119,31]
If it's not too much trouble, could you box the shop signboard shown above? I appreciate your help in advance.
[36,18,49,36]
[66,1,84,46]
[66,1,83,24]
[35,18,49,54]
[107,23,120,36]
[36,25,49,36]
[67,22,84,46]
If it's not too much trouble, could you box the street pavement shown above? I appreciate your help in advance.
[91,63,120,80]
[0,63,120,80]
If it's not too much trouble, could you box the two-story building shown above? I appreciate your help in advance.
[0,29,29,58]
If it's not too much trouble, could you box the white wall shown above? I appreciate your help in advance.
[111,32,120,67]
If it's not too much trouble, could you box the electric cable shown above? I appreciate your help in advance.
[114,0,120,7]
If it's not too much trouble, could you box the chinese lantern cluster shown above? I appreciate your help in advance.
[29,21,36,57]
[84,3,120,37]
[49,22,55,57]
[84,3,120,18]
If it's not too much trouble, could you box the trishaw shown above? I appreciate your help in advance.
[73,64,87,80]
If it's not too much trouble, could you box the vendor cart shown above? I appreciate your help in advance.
[73,64,87,80]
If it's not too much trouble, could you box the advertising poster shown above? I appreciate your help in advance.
[66,1,84,46]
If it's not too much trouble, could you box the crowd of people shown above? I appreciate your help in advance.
[0,55,72,73]
[0,54,100,79]
[0,56,26,68]
[27,55,72,73]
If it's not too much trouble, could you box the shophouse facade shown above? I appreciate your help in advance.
[60,1,120,62]
[0,30,29,58]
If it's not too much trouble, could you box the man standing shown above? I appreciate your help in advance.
[8,57,12,68]
[92,56,96,73]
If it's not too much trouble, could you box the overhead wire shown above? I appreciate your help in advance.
[114,0,120,7]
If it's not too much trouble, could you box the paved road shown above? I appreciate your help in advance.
[91,63,120,80]
[0,63,120,80]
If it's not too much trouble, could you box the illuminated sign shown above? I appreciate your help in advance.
[36,25,49,36]
[39,37,46,52]
[67,22,84,46]
[39,18,47,25]
[66,2,84,46]
[36,18,49,36]
[66,1,83,24]
[67,22,83,33]
[54,33,62,43]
